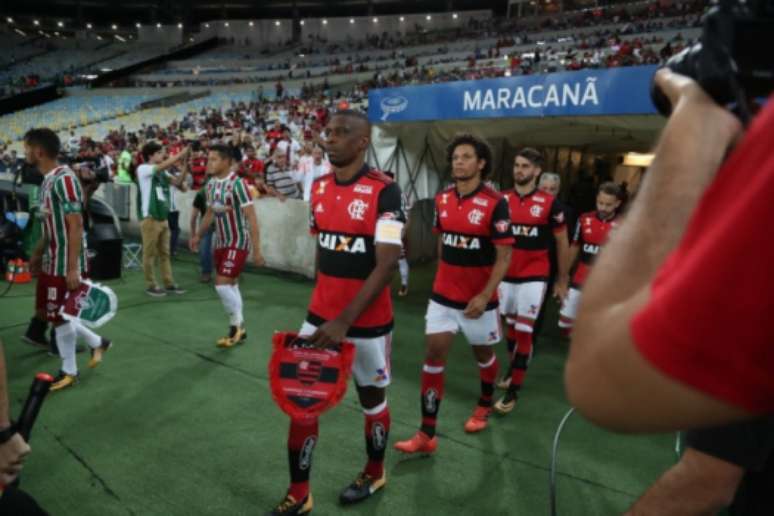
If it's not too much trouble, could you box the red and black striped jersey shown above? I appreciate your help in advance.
[307,164,405,337]
[504,188,566,282]
[431,184,513,309]
[571,211,620,288]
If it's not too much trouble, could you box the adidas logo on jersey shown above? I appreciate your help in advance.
[583,243,600,255]
[318,232,367,253]
[442,233,481,250]
[512,225,538,237]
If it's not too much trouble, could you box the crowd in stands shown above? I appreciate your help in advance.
[135,0,703,89]
[0,0,706,96]
[2,96,345,205]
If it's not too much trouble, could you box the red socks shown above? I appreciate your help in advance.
[364,402,390,478]
[478,355,499,407]
[510,329,534,391]
[420,359,445,438]
[287,418,318,501]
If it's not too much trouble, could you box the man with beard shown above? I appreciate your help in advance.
[266,111,404,515]
[25,129,111,391]
[494,148,570,414]
[394,133,513,454]
[558,182,622,335]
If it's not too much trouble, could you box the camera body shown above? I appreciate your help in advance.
[652,0,774,118]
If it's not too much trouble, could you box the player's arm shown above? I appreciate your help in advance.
[237,179,264,267]
[463,244,511,319]
[309,183,405,347]
[190,208,214,252]
[29,237,46,276]
[565,69,747,432]
[65,212,83,290]
[552,202,571,300]
[463,197,512,319]
[567,219,581,269]
[189,208,199,240]
[58,174,85,290]
[0,339,31,485]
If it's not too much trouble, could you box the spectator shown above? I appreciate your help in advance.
[137,142,190,297]
[298,145,331,202]
[116,145,134,184]
[264,150,300,201]
[239,146,265,184]
[276,126,302,168]
[189,146,208,189]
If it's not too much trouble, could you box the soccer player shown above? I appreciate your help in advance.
[189,144,264,348]
[558,182,622,336]
[266,111,404,515]
[24,129,111,391]
[494,148,570,414]
[394,134,513,455]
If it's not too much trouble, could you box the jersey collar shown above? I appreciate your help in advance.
[596,211,616,222]
[334,163,369,186]
[455,181,483,200]
[44,165,64,178]
[514,187,538,199]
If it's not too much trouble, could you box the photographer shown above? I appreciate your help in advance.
[0,339,30,486]
[565,69,773,432]
[0,339,48,515]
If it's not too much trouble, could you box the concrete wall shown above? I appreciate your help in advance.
[98,184,316,278]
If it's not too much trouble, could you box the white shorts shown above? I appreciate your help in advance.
[425,300,501,345]
[299,321,391,388]
[558,287,582,329]
[498,281,548,333]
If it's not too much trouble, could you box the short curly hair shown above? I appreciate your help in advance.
[446,133,493,178]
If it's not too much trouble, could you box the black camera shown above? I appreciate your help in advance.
[651,0,774,122]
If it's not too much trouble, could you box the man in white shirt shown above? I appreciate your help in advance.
[299,145,331,202]
[275,127,302,169]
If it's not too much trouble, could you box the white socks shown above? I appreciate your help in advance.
[398,258,409,287]
[233,284,243,327]
[55,322,77,375]
[74,321,101,349]
[215,284,243,327]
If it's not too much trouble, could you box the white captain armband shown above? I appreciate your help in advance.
[375,218,404,246]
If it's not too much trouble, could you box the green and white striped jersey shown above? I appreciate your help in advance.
[39,166,85,276]
[206,172,254,250]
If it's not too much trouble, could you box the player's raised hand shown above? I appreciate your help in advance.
[463,294,488,319]
[308,319,348,349]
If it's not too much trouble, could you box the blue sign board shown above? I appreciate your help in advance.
[368,65,659,123]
